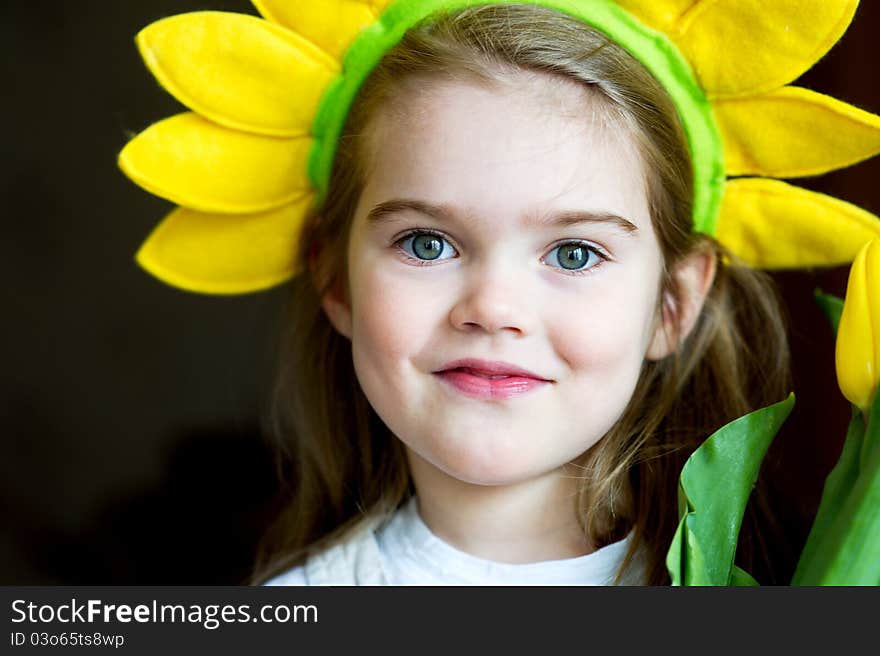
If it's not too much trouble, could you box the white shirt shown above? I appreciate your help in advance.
[265,496,645,586]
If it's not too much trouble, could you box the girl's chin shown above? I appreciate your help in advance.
[407,442,567,488]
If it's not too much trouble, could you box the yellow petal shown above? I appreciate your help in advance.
[715,178,880,269]
[136,197,314,295]
[251,0,380,60]
[836,238,880,411]
[614,0,695,33]
[716,86,880,178]
[137,12,339,137]
[673,0,858,98]
[119,113,312,214]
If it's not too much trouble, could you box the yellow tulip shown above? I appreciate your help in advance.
[836,238,880,411]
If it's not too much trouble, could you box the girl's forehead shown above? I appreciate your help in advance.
[375,70,615,137]
[360,75,649,230]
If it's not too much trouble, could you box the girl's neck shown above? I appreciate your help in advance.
[407,450,594,564]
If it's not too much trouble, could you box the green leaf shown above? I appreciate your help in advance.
[862,383,880,472]
[730,565,759,586]
[791,408,865,584]
[794,392,880,584]
[666,394,795,585]
[813,288,844,336]
[665,516,687,586]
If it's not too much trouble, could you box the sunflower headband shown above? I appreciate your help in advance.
[120,0,880,295]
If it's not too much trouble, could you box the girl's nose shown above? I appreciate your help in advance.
[448,259,536,337]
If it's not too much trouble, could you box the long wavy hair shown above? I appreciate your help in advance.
[250,4,791,585]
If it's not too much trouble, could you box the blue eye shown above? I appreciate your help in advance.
[398,231,458,262]
[545,242,605,272]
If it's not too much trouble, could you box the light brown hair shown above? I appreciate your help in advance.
[251,4,791,585]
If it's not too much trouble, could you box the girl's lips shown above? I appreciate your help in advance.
[435,358,550,380]
[434,369,550,400]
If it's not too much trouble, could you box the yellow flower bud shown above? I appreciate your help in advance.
[836,238,880,411]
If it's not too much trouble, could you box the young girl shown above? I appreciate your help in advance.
[120,1,880,585]
[255,3,790,586]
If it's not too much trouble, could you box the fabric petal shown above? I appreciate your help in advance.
[614,0,697,33]
[119,113,313,214]
[673,0,859,98]
[716,86,880,178]
[137,12,339,137]
[716,178,880,269]
[251,0,381,60]
[136,196,314,295]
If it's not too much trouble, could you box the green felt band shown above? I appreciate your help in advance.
[309,0,725,236]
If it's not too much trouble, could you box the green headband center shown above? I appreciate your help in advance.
[309,0,724,235]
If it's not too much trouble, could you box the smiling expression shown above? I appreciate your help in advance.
[323,71,669,487]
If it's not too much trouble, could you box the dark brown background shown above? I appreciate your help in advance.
[2,1,878,584]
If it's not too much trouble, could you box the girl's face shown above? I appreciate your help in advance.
[323,73,672,487]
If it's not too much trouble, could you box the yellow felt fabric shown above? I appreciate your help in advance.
[614,0,695,33]
[136,196,314,295]
[119,113,313,214]
[836,238,880,411]
[250,0,381,60]
[716,178,880,270]
[137,12,339,138]
[716,86,880,178]
[674,0,858,99]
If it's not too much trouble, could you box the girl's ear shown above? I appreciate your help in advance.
[320,277,353,340]
[646,245,717,361]
[309,239,354,340]
[307,240,351,340]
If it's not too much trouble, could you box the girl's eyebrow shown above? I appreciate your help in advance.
[365,198,639,234]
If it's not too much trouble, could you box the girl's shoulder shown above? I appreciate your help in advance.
[262,512,390,586]
[262,564,308,586]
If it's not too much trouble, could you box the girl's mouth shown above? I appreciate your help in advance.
[434,368,550,400]
[454,368,514,379]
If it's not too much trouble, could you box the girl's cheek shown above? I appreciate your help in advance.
[353,261,442,363]
[552,284,653,368]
